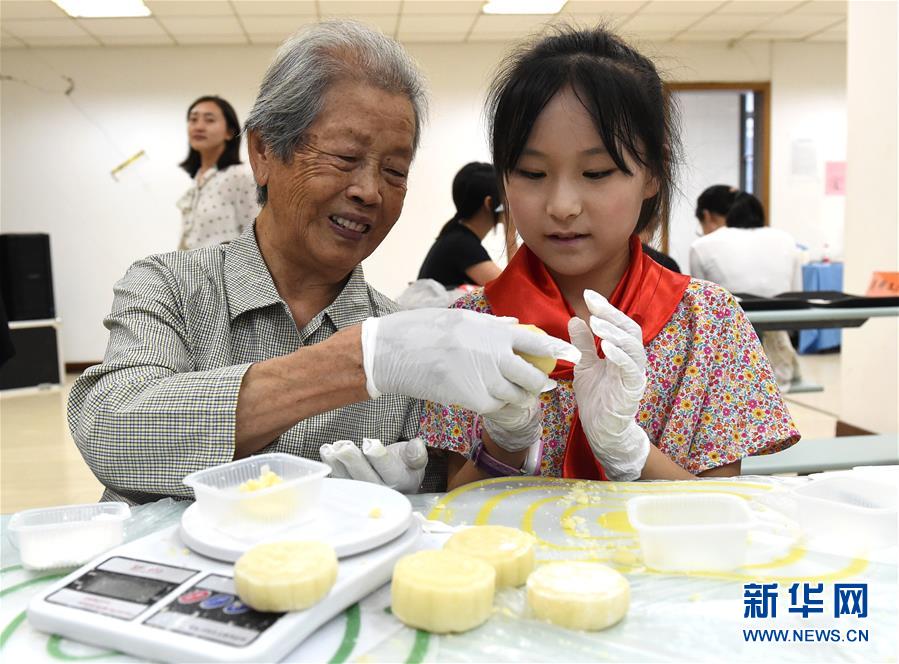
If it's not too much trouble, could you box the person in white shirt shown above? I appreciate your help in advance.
[690,189,803,388]
[693,184,736,237]
[177,96,259,250]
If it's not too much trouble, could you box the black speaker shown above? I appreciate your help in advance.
[0,233,56,321]
[0,325,61,389]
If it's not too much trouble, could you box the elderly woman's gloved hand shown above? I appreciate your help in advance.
[319,438,428,494]
[567,290,651,481]
[361,308,578,414]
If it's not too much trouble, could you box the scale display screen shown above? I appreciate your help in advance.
[75,570,172,604]
[46,557,199,621]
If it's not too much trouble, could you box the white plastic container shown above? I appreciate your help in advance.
[8,502,130,570]
[627,493,754,572]
[183,454,331,527]
[792,476,897,553]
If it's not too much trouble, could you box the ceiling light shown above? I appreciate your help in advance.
[483,0,567,14]
[52,0,151,18]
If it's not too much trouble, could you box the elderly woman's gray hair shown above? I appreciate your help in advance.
[245,19,429,205]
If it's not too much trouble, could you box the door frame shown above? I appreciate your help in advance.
[662,81,771,253]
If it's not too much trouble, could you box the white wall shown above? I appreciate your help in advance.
[0,46,273,362]
[668,90,742,271]
[769,41,847,261]
[0,42,509,362]
[0,38,850,363]
[840,0,898,434]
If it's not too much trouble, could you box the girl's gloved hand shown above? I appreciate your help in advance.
[567,290,650,481]
[480,395,543,452]
[361,308,579,414]
[319,438,428,494]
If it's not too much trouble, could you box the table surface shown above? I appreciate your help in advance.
[745,305,899,328]
[2,473,896,663]
[741,434,899,475]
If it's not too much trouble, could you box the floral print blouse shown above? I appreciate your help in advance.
[419,279,800,476]
[177,164,259,250]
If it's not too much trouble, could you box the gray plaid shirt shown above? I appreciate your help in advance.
[69,224,442,504]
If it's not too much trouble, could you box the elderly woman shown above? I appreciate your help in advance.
[69,21,572,504]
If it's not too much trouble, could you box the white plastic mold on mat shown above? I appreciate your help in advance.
[627,493,756,572]
[8,502,130,570]
[183,453,330,528]
[792,476,897,553]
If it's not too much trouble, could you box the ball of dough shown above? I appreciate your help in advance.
[515,324,558,375]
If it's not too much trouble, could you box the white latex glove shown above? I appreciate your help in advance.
[567,289,650,481]
[319,438,428,494]
[361,308,579,414]
[481,395,543,452]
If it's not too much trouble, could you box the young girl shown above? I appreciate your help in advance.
[419,26,800,490]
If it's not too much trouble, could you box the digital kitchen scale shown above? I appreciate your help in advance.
[27,479,422,663]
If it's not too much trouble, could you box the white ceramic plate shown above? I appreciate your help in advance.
[180,478,412,561]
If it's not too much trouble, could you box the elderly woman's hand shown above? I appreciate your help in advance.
[319,438,428,493]
[360,308,579,414]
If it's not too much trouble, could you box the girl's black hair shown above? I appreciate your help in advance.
[695,184,739,220]
[437,161,501,238]
[725,191,765,229]
[487,25,680,237]
[179,95,243,178]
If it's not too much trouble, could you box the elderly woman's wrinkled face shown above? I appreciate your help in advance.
[255,80,415,279]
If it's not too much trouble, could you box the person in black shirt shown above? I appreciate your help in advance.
[642,243,680,272]
[418,162,506,288]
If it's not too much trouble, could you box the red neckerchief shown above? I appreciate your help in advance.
[484,235,690,480]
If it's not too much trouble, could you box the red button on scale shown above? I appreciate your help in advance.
[178,589,211,605]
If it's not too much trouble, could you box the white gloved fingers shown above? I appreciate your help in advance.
[319,443,351,479]
[361,437,388,459]
[399,438,429,471]
[362,438,427,492]
[484,375,534,411]
[593,408,633,436]
[482,400,543,453]
[583,290,643,341]
[495,354,555,397]
[332,439,358,454]
[568,317,599,370]
[333,441,383,484]
[594,422,651,482]
[483,420,541,452]
[483,397,540,431]
[509,325,582,365]
[600,340,646,394]
[589,318,646,371]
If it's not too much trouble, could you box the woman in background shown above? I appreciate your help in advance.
[417,162,508,288]
[177,95,259,250]
[690,190,802,298]
[693,184,738,237]
[690,191,804,388]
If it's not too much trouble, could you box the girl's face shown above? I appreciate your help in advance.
[187,101,232,154]
[504,87,658,283]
